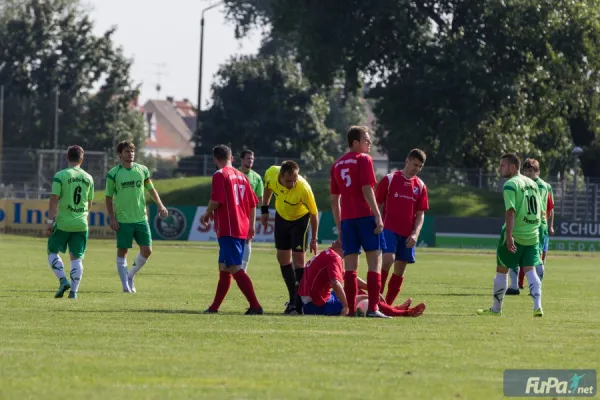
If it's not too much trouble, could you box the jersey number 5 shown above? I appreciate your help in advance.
[73,185,82,205]
[233,183,246,205]
[341,168,351,187]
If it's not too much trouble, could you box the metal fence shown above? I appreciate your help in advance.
[1,147,599,221]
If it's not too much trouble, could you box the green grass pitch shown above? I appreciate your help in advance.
[1,234,599,399]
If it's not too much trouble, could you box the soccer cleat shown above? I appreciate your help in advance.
[519,285,524,290]
[203,308,218,314]
[505,288,520,295]
[68,291,77,299]
[54,279,71,298]
[395,297,413,310]
[283,302,299,315]
[128,277,136,293]
[245,307,264,315]
[476,308,502,316]
[408,302,426,317]
[366,310,392,319]
[533,308,543,317]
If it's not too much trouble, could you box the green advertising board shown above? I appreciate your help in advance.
[436,233,600,252]
[148,204,198,241]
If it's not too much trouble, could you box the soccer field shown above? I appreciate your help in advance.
[1,235,599,399]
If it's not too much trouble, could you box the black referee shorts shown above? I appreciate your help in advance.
[274,212,310,252]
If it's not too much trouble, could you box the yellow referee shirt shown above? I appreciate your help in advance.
[264,165,318,221]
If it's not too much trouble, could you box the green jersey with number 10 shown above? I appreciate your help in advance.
[502,174,542,246]
[51,167,95,232]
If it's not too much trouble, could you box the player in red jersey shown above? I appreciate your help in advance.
[201,145,263,315]
[330,126,387,318]
[376,149,429,305]
[298,239,426,317]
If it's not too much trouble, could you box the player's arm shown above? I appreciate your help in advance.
[502,183,517,252]
[359,156,383,231]
[330,279,348,315]
[144,168,167,218]
[255,176,264,206]
[357,276,368,291]
[303,185,320,253]
[547,192,555,235]
[329,166,342,236]
[105,173,119,231]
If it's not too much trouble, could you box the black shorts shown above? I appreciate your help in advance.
[274,212,310,252]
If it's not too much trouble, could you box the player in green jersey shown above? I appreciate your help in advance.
[105,141,168,293]
[477,153,544,317]
[239,150,264,271]
[46,145,94,299]
[507,158,555,294]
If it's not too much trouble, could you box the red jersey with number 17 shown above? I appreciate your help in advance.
[376,171,429,237]
[330,152,377,221]
[211,166,258,239]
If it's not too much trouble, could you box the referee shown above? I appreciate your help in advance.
[261,160,319,315]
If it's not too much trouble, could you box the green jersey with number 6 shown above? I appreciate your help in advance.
[51,166,95,232]
[502,174,541,246]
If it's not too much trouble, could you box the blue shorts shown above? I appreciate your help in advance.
[302,291,344,316]
[218,237,245,267]
[382,229,416,263]
[542,234,549,253]
[341,216,385,256]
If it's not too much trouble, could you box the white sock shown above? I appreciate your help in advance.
[526,269,542,310]
[492,273,508,313]
[509,268,519,290]
[117,257,129,290]
[128,253,148,279]
[535,263,545,282]
[48,253,66,280]
[242,242,251,271]
[70,259,83,293]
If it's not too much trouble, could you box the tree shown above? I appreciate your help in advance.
[196,55,337,170]
[224,0,600,177]
[0,0,143,151]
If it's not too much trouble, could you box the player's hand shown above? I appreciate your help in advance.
[45,223,53,237]
[110,219,120,232]
[310,239,318,255]
[506,236,517,253]
[374,215,384,235]
[248,226,255,240]
[406,234,418,248]
[341,306,349,316]
[379,293,386,303]
[260,213,269,229]
[158,205,168,218]
[549,226,555,236]
[201,212,213,225]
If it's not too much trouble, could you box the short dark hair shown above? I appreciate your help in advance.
[347,125,369,148]
[66,145,84,162]
[502,153,521,170]
[523,158,540,172]
[280,160,299,176]
[407,148,426,163]
[117,140,135,154]
[213,144,232,162]
[240,149,254,159]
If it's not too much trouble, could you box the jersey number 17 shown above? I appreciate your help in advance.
[233,183,246,205]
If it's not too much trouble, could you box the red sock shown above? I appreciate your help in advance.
[344,271,358,315]
[385,274,404,305]
[233,270,261,309]
[367,271,381,312]
[518,267,525,288]
[380,269,389,294]
[209,271,232,311]
[378,301,410,317]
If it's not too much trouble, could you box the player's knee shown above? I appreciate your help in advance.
[141,247,152,258]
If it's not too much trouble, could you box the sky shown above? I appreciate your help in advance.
[86,0,262,109]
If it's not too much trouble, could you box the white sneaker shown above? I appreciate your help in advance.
[128,277,136,293]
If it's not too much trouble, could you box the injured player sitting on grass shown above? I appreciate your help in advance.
[298,238,426,317]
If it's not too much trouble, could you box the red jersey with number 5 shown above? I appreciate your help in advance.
[211,166,258,239]
[330,152,378,221]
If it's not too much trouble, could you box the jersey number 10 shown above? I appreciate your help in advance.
[233,183,246,205]
[525,194,538,215]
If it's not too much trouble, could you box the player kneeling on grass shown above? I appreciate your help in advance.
[202,145,263,315]
[46,145,94,299]
[105,141,168,293]
[298,239,425,317]
[477,154,543,317]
